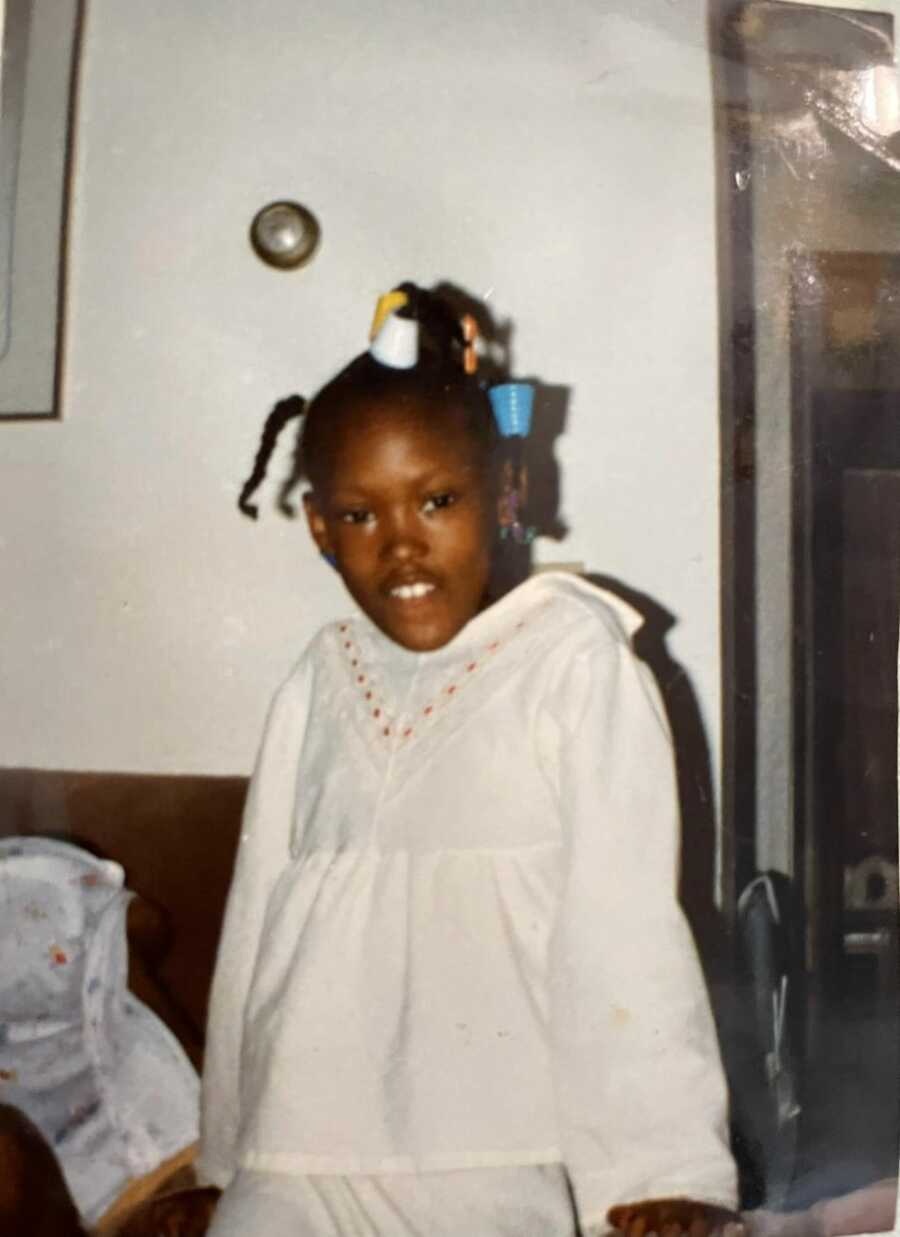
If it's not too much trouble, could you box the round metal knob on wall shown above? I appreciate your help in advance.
[249,201,321,270]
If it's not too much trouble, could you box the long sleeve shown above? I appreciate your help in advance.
[547,621,737,1232]
[197,661,312,1189]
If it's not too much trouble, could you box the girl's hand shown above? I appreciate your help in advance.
[607,1197,746,1237]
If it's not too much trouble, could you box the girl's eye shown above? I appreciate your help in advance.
[340,508,373,525]
[422,492,457,514]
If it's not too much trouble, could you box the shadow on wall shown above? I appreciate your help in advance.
[581,573,721,945]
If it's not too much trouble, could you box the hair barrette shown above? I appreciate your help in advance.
[461,313,479,376]
[488,383,534,438]
[369,290,419,370]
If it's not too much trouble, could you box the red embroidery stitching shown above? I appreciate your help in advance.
[337,602,542,740]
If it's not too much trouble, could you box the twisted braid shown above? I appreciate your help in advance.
[237,394,306,518]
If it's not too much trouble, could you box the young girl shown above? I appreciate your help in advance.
[199,283,740,1237]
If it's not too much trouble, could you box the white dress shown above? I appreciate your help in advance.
[200,572,737,1235]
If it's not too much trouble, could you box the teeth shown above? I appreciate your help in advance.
[390,582,435,600]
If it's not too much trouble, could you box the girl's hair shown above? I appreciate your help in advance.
[238,281,506,518]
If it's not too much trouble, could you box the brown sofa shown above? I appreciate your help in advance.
[0,767,246,1068]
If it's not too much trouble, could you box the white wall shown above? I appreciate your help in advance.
[0,0,721,777]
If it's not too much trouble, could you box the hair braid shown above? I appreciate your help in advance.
[238,394,306,519]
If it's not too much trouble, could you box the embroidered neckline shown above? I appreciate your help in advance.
[337,625,398,738]
[337,615,533,743]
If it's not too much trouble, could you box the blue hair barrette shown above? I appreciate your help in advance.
[489,383,534,438]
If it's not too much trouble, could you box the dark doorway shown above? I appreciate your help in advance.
[792,388,899,1197]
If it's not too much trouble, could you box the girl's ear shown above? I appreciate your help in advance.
[302,491,332,556]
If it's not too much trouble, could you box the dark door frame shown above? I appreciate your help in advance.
[710,0,759,925]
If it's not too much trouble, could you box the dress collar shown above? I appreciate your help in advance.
[347,570,643,676]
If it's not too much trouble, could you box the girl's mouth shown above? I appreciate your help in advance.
[388,582,436,602]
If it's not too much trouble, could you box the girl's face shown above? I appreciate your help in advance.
[304,400,493,652]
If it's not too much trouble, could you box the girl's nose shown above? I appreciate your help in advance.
[380,509,426,561]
